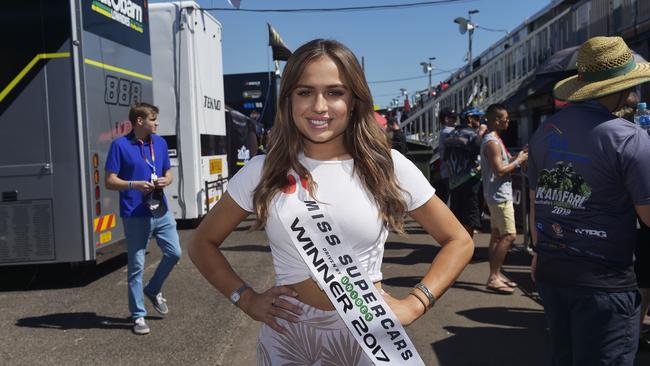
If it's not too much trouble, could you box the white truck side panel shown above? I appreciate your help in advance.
[150,2,227,220]
[192,11,226,136]
[187,7,228,214]
[179,6,203,219]
[149,4,178,138]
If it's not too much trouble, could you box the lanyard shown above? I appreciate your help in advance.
[137,138,156,174]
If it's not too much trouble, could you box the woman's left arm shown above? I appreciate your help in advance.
[385,194,474,325]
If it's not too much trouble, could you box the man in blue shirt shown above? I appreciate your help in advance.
[528,36,650,364]
[105,103,181,335]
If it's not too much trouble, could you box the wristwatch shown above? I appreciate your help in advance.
[229,283,251,305]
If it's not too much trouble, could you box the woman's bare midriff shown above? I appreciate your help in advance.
[287,278,382,311]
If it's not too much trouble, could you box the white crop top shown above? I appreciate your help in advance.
[226,150,435,286]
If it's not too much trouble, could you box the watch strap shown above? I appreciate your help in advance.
[229,283,251,304]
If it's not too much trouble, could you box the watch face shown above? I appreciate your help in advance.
[230,284,249,304]
[231,292,240,303]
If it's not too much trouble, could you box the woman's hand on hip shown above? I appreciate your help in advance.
[238,286,302,333]
[381,289,425,326]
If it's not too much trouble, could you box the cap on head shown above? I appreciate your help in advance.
[460,107,485,119]
[553,36,650,101]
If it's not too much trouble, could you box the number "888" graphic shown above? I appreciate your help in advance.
[105,75,142,106]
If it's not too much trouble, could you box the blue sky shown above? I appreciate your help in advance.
[151,0,552,108]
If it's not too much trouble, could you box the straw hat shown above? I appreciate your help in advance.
[553,36,650,101]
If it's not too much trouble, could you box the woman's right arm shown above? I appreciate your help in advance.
[188,192,301,333]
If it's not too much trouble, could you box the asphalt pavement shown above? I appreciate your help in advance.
[1,217,648,365]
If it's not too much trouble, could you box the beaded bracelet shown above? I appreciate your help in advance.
[414,282,436,309]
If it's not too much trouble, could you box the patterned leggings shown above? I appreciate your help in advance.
[256,297,374,366]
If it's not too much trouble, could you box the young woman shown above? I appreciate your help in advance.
[189,39,473,365]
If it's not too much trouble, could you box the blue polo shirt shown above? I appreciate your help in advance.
[105,132,171,217]
[527,101,650,290]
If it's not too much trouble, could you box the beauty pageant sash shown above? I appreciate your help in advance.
[278,174,425,365]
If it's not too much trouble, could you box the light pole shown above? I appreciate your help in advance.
[420,56,436,99]
[399,88,409,110]
[392,98,401,122]
[454,9,479,72]
[400,88,408,106]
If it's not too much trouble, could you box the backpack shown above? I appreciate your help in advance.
[444,127,480,189]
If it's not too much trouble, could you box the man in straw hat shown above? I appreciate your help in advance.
[527,36,650,364]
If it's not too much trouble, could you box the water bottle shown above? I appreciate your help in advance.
[634,102,650,133]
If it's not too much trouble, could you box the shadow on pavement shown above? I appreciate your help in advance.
[501,248,534,266]
[15,312,161,330]
[231,217,263,232]
[382,276,512,297]
[384,238,531,266]
[0,253,128,292]
[433,306,549,366]
[404,227,428,235]
[383,241,441,265]
[382,275,420,288]
[501,269,542,306]
[458,306,546,328]
[449,280,534,296]
[496,248,542,306]
[232,224,253,232]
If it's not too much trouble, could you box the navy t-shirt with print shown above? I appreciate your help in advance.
[527,101,650,290]
[105,132,171,218]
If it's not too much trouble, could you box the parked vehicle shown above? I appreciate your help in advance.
[150,1,228,222]
[226,107,259,177]
[0,0,152,265]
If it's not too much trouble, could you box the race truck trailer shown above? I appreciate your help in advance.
[0,0,152,265]
[226,107,259,176]
[149,2,228,222]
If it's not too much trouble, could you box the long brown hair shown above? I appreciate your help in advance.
[252,39,407,232]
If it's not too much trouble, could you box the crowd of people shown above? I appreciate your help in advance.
[104,35,649,365]
[434,36,650,364]
[436,103,527,295]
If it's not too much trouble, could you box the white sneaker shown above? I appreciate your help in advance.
[144,291,169,315]
[133,317,150,335]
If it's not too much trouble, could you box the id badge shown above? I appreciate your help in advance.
[150,172,158,182]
